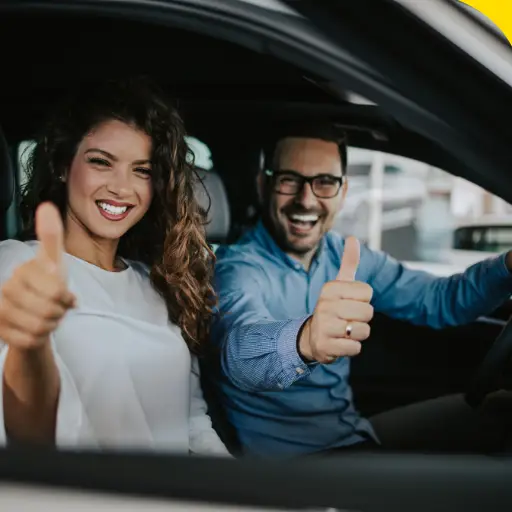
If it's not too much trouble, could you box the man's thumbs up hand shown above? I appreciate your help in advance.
[298,237,374,364]
[0,202,75,351]
[336,236,360,282]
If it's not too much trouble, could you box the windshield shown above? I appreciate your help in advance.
[454,225,512,252]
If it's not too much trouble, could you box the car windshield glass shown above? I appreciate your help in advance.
[338,147,512,268]
[454,226,512,252]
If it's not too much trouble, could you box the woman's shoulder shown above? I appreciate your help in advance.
[125,259,151,277]
[0,239,38,282]
[0,239,38,261]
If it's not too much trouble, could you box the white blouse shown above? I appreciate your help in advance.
[0,240,229,456]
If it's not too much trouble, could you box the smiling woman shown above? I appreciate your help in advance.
[0,77,229,455]
[64,119,154,244]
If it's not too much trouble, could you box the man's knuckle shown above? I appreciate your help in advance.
[363,284,373,300]
[364,304,374,320]
[316,300,331,316]
[322,282,336,297]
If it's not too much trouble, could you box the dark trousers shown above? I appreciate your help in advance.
[323,392,512,456]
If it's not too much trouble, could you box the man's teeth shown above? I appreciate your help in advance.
[289,214,319,223]
[97,202,128,215]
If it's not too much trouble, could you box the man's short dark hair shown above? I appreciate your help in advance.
[263,120,348,173]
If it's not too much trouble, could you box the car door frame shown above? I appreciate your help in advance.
[2,1,512,511]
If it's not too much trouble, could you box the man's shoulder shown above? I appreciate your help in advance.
[214,228,282,289]
[215,227,270,266]
[324,230,344,251]
[215,240,270,278]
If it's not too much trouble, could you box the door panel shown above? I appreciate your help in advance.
[350,312,506,415]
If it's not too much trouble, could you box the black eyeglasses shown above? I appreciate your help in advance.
[265,169,343,199]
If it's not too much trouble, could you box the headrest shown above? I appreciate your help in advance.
[194,170,230,244]
[0,125,14,213]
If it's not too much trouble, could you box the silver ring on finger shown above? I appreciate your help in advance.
[327,355,337,363]
[345,322,353,339]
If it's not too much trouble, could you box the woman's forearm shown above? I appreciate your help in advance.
[3,342,60,444]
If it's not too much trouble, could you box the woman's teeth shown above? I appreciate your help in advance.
[97,201,129,215]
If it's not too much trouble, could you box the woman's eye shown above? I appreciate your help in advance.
[135,167,152,178]
[88,157,110,167]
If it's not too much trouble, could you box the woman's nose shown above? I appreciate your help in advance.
[106,169,132,196]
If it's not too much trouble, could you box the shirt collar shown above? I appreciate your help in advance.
[254,220,326,272]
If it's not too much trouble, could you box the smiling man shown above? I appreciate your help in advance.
[258,133,347,271]
[210,120,512,458]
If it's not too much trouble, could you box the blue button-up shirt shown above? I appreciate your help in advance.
[211,221,512,457]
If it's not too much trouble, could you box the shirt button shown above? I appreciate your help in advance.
[296,367,304,375]
[277,383,284,390]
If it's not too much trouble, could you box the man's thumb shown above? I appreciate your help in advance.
[36,202,65,273]
[336,236,360,281]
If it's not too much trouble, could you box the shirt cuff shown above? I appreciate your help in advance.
[482,252,512,297]
[275,315,312,389]
[496,252,512,279]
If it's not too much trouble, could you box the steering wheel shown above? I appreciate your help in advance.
[465,316,512,408]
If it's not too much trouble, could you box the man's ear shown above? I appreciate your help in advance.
[341,177,348,199]
[256,170,265,204]
[338,176,348,211]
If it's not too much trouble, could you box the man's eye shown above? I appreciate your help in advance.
[280,175,300,184]
[317,178,337,187]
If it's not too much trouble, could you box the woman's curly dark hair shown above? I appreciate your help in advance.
[19,77,215,353]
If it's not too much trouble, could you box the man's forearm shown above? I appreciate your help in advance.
[3,342,60,444]
[221,316,312,392]
[417,254,512,328]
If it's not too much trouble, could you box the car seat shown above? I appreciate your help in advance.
[0,125,16,241]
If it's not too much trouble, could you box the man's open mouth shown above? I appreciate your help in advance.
[286,213,320,233]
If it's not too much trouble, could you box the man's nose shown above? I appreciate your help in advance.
[296,182,318,209]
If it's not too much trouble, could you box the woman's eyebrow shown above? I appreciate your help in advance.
[85,148,151,165]
[85,148,117,161]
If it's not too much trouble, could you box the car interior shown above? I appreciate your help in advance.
[1,8,511,445]
[1,3,512,509]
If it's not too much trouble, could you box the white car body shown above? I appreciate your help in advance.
[403,215,512,276]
